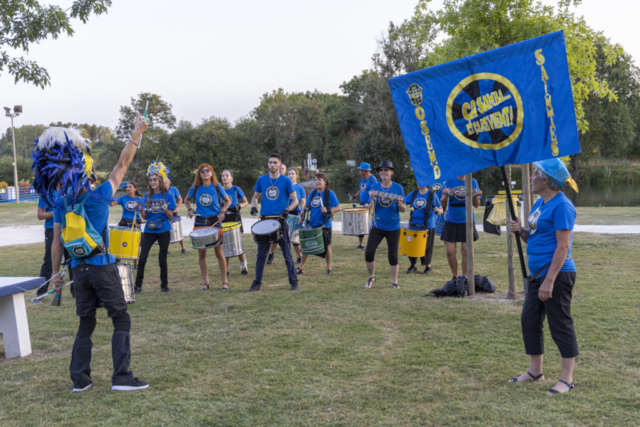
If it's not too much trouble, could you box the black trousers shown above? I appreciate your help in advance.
[70,263,133,387]
[409,227,436,267]
[365,227,400,266]
[38,228,74,296]
[254,219,297,286]
[135,231,170,289]
[521,272,579,358]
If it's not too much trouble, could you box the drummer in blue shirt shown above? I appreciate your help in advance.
[508,158,580,395]
[249,153,299,292]
[135,163,177,294]
[110,181,143,228]
[221,169,249,276]
[350,162,378,250]
[297,172,341,275]
[185,164,231,291]
[440,175,482,281]
[365,161,406,289]
[34,190,61,300]
[403,183,443,275]
[164,177,187,255]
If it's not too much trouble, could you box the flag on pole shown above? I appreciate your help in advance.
[389,31,580,186]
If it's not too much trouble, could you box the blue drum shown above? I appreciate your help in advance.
[286,215,303,245]
[435,213,445,236]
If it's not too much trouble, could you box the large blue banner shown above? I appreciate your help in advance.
[389,31,580,186]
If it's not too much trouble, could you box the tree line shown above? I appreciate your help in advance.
[2,0,640,194]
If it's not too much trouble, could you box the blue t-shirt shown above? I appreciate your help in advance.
[54,182,115,267]
[116,195,142,221]
[307,189,340,229]
[291,184,306,215]
[404,189,442,229]
[359,175,378,204]
[223,185,246,209]
[444,178,479,223]
[254,174,295,216]
[168,186,181,202]
[38,195,55,229]
[143,192,176,234]
[187,183,227,218]
[527,192,577,277]
[371,182,405,231]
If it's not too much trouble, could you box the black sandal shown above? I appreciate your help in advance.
[391,283,399,289]
[200,283,210,290]
[221,282,229,291]
[296,267,304,274]
[326,269,332,275]
[548,379,574,394]
[509,371,544,383]
[365,276,376,289]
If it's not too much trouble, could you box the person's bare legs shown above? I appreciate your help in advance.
[325,245,332,271]
[198,249,209,286]
[549,357,576,394]
[365,261,375,288]
[293,244,302,260]
[358,236,364,246]
[445,241,458,277]
[299,254,309,271]
[269,242,277,255]
[215,245,228,289]
[513,354,544,382]
[390,264,398,285]
[461,242,468,277]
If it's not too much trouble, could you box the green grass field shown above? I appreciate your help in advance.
[0,223,639,425]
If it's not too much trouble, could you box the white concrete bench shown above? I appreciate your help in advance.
[0,277,45,359]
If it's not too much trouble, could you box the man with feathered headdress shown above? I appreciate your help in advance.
[31,114,150,392]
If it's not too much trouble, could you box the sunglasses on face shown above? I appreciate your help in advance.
[379,168,390,172]
[200,169,211,173]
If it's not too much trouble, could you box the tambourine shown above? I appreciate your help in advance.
[370,190,404,202]
[451,186,480,198]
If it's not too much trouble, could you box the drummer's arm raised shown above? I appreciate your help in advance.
[440,189,450,211]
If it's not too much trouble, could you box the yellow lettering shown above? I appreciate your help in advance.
[476,97,485,114]
[462,103,472,121]
[428,149,438,165]
[433,165,441,179]
[502,106,511,127]
[497,90,505,104]
[540,65,549,82]
[467,122,474,135]
[415,107,425,121]
[425,135,433,150]
[535,49,545,66]
[470,100,478,119]
[420,120,430,135]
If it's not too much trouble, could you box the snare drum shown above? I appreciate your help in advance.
[251,219,282,244]
[190,226,222,249]
[117,263,135,304]
[286,215,302,245]
[108,226,141,260]
[341,208,370,236]
[398,222,429,258]
[154,216,183,245]
[222,222,244,258]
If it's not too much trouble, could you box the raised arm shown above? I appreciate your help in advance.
[108,114,148,195]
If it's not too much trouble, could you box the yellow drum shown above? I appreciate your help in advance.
[398,222,429,258]
[108,226,141,260]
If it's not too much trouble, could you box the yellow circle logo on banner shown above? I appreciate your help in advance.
[446,73,524,150]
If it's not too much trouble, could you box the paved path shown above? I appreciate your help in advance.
[1,218,639,247]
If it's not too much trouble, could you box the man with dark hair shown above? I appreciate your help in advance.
[249,154,299,291]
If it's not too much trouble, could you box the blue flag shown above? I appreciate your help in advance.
[389,31,580,186]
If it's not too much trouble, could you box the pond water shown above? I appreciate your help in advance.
[327,180,639,207]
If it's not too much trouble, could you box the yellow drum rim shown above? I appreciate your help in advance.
[343,208,369,213]
[222,222,242,231]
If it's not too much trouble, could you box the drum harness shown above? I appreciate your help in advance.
[303,189,332,228]
[408,188,435,229]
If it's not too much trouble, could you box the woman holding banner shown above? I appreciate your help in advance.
[508,158,579,395]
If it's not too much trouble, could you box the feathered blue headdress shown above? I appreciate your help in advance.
[147,159,170,182]
[31,127,95,208]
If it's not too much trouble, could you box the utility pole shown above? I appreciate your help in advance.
[4,106,22,203]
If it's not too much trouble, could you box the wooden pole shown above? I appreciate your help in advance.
[521,163,532,229]
[500,166,529,294]
[465,174,475,296]
[506,165,516,299]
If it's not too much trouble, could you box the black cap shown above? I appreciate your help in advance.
[376,160,395,171]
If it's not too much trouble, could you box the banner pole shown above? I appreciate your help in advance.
[465,174,475,296]
[500,166,529,293]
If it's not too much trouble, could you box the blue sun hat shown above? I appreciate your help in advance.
[533,158,579,192]
[357,162,372,171]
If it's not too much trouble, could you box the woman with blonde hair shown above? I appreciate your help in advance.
[185,164,231,290]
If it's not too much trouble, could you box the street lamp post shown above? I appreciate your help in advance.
[4,105,22,203]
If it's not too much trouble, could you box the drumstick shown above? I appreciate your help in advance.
[345,190,357,207]
[138,95,151,148]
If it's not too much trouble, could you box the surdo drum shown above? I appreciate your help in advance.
[341,208,370,236]
[398,222,429,258]
[154,216,184,245]
[222,221,244,258]
[117,263,135,304]
[251,219,282,244]
[108,226,141,260]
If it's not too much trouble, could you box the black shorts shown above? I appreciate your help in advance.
[440,221,479,243]
[222,210,243,232]
[322,227,332,246]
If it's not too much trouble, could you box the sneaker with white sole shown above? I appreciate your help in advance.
[72,382,92,393]
[112,378,149,391]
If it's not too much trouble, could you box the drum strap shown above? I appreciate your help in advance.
[409,189,434,229]
[308,189,332,226]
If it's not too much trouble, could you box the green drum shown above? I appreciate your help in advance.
[299,226,324,255]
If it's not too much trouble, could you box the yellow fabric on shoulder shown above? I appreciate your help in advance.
[62,212,99,249]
